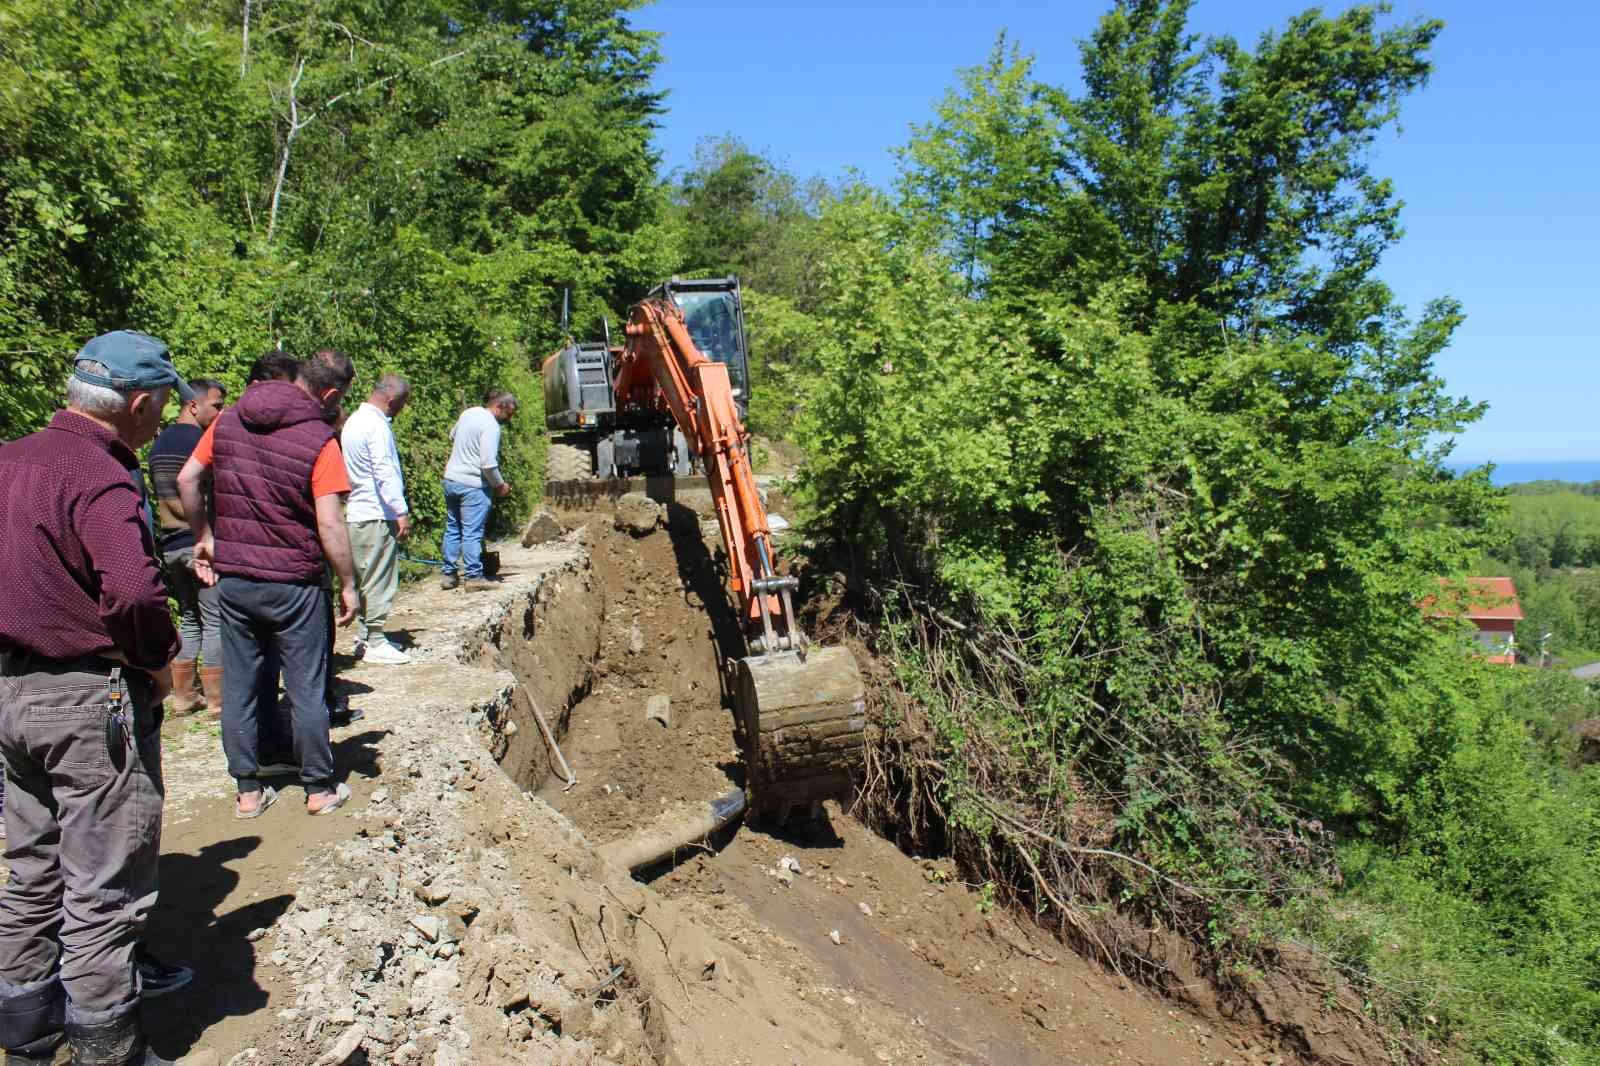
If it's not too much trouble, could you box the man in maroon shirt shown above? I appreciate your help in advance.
[0,331,188,1065]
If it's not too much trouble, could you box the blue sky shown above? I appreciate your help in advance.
[634,1,1598,463]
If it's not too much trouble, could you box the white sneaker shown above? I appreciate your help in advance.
[361,641,412,665]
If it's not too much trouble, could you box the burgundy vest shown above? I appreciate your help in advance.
[212,381,335,583]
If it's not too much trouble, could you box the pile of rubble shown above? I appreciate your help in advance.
[229,546,665,1066]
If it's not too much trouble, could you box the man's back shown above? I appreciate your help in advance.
[444,406,500,488]
[0,412,174,668]
[209,381,337,583]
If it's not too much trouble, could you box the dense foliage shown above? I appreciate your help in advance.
[1499,488,1600,572]
[0,0,673,541]
[1479,486,1600,664]
[776,4,1597,1061]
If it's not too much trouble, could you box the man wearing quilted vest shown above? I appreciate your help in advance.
[176,349,360,819]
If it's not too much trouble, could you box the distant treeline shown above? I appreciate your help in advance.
[1485,485,1600,663]
[1509,480,1600,497]
[1497,488,1600,570]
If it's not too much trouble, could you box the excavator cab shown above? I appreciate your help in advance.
[658,278,750,411]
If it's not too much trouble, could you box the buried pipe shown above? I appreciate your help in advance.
[596,787,748,874]
[526,692,577,791]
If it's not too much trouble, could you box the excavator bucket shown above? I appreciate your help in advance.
[734,645,868,820]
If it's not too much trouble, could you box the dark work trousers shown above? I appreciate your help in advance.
[218,577,335,796]
[0,656,163,1026]
[254,641,297,764]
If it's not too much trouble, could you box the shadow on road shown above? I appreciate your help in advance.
[142,835,292,1057]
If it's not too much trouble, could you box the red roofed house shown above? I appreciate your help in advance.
[1430,577,1524,665]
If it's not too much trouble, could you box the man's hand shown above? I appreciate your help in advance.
[192,535,218,587]
[335,582,359,626]
[495,482,513,499]
[395,514,413,540]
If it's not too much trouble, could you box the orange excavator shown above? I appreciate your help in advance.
[541,279,866,830]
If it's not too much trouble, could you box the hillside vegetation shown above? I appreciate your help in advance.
[680,6,1600,1063]
[6,2,1598,1062]
[0,0,673,542]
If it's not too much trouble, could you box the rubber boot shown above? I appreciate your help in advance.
[5,1039,60,1065]
[0,969,63,1065]
[65,1010,172,1066]
[198,666,224,723]
[165,661,204,716]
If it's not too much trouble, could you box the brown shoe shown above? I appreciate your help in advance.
[166,661,204,716]
[462,577,499,591]
[198,665,224,722]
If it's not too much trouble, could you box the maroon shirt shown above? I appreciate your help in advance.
[0,410,179,672]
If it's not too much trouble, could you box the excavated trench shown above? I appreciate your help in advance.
[468,509,1282,1066]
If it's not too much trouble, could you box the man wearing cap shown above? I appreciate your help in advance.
[177,348,359,820]
[0,332,187,1064]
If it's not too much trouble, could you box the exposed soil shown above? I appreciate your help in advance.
[535,514,735,845]
[532,514,1288,1066]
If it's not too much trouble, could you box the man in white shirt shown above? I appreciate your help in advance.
[440,388,517,590]
[341,374,413,663]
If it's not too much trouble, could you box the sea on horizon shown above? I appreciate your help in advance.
[1447,460,1600,487]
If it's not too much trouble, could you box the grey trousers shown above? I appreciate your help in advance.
[218,577,335,796]
[0,656,163,1023]
[163,547,221,665]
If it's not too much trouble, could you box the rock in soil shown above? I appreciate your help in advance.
[520,507,564,547]
[613,492,661,535]
[310,1024,365,1066]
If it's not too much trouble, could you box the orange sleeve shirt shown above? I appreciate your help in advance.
[311,439,350,498]
[190,421,216,466]
[190,423,349,498]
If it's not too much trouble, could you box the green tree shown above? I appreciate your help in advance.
[1,0,675,549]
[791,4,1600,1059]
[669,134,835,308]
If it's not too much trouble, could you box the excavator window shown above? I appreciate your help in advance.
[673,291,748,396]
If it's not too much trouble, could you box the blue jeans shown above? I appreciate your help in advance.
[442,479,492,578]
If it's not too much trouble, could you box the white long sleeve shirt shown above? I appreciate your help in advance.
[341,402,409,521]
[443,407,504,489]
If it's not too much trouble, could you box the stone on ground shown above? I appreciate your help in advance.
[521,507,564,547]
[613,492,661,535]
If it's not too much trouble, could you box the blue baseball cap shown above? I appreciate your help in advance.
[73,330,194,403]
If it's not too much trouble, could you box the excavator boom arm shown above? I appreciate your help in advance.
[616,298,798,652]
